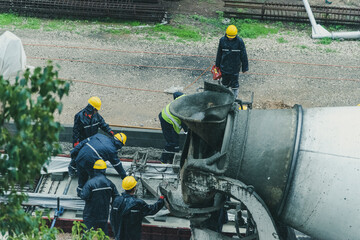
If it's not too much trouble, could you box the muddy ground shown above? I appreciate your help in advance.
[3,0,358,130]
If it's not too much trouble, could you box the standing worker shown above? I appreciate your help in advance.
[70,132,127,196]
[73,96,114,147]
[215,25,249,99]
[80,160,119,235]
[69,96,115,176]
[158,92,188,164]
[110,176,165,240]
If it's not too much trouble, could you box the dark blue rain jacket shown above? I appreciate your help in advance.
[73,104,113,145]
[80,170,119,223]
[110,193,165,240]
[71,133,127,179]
[215,35,249,75]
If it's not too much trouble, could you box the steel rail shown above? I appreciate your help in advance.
[0,0,167,22]
[224,1,360,25]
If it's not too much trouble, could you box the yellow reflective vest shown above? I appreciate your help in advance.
[161,95,185,134]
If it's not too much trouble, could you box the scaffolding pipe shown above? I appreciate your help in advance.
[302,0,360,39]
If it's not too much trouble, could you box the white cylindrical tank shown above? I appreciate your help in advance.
[281,107,360,240]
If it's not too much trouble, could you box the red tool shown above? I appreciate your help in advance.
[211,65,222,80]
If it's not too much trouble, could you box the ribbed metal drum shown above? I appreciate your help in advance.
[170,84,360,240]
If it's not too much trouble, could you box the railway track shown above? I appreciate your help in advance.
[224,1,360,25]
[0,0,167,22]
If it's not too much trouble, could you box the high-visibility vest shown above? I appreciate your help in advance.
[161,95,185,134]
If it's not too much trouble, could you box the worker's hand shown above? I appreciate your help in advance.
[73,141,79,147]
[110,131,114,135]
[68,162,77,177]
[159,195,165,200]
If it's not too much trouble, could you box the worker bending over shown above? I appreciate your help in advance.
[80,160,119,235]
[110,176,165,240]
[158,92,187,164]
[216,25,249,99]
[73,96,114,147]
[69,132,127,196]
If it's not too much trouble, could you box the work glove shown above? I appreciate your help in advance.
[73,141,79,147]
[68,158,77,177]
[68,165,77,177]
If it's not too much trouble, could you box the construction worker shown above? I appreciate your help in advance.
[110,176,165,240]
[80,160,119,236]
[158,92,188,164]
[73,96,114,147]
[69,96,115,176]
[215,25,249,99]
[70,132,127,196]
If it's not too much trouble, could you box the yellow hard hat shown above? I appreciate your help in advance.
[88,96,101,110]
[226,25,238,39]
[357,104,360,106]
[114,133,127,145]
[93,159,107,169]
[239,105,248,110]
[122,176,137,190]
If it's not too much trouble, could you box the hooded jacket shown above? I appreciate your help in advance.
[215,35,249,75]
[73,104,113,145]
[110,192,165,240]
[71,133,127,179]
[80,170,119,223]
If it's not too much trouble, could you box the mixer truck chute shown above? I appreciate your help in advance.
[160,81,360,240]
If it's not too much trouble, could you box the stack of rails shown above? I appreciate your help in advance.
[0,0,166,22]
[223,1,360,25]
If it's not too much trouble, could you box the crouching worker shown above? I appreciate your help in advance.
[80,160,119,236]
[69,132,127,196]
[110,176,165,240]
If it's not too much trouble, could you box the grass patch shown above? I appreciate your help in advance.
[316,37,332,45]
[149,24,202,41]
[102,27,131,35]
[235,19,279,39]
[44,20,77,31]
[0,13,22,26]
[19,18,41,29]
[277,37,288,43]
[325,48,336,53]
[296,45,308,49]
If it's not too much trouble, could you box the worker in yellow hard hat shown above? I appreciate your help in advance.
[215,25,249,100]
[79,160,119,236]
[69,96,116,177]
[70,132,127,196]
[72,96,114,147]
[110,176,165,240]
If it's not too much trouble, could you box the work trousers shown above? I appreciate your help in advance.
[221,73,239,99]
[159,112,180,164]
[76,164,93,196]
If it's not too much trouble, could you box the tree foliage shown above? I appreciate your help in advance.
[0,62,70,236]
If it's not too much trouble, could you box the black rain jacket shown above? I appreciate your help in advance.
[110,193,165,240]
[71,133,127,179]
[73,104,113,145]
[215,35,249,75]
[80,170,119,223]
